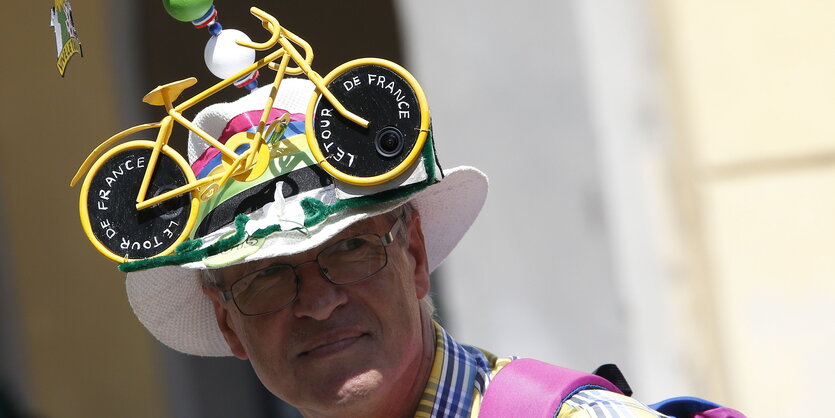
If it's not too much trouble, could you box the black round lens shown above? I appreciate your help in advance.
[374,127,404,158]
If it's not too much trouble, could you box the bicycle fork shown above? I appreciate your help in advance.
[135,116,174,207]
[134,115,263,210]
[134,114,235,210]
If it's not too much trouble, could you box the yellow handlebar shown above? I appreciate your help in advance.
[235,7,281,51]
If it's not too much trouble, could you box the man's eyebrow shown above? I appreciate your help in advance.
[337,216,384,237]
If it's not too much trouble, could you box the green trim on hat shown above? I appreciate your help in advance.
[118,130,438,273]
[119,215,249,272]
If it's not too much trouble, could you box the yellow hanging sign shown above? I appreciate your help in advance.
[50,0,83,76]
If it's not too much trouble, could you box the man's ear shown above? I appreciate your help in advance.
[201,285,249,360]
[405,210,430,300]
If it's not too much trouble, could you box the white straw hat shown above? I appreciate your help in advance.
[121,79,488,356]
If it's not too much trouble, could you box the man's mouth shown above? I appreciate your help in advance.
[298,329,368,358]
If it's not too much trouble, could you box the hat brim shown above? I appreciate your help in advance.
[125,166,487,356]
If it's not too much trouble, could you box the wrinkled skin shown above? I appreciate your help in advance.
[203,211,435,418]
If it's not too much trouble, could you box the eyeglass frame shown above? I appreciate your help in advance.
[216,211,408,316]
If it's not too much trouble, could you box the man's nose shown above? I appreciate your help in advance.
[291,262,348,320]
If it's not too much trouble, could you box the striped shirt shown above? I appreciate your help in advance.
[415,322,669,418]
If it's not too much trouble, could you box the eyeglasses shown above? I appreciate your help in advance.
[218,213,406,316]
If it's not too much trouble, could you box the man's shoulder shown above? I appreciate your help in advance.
[479,357,669,418]
[463,344,513,376]
[558,389,669,418]
[480,357,744,418]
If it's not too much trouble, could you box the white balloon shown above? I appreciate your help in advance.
[204,29,256,80]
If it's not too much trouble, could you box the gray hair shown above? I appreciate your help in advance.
[200,202,435,319]
[389,203,436,318]
[420,294,436,319]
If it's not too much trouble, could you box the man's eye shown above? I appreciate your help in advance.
[257,265,285,277]
[339,237,367,252]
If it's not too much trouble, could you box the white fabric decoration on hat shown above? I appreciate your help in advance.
[244,182,286,236]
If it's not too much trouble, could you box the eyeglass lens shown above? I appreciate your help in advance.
[230,234,389,315]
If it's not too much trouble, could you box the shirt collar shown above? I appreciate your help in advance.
[414,322,495,418]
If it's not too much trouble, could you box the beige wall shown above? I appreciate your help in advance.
[0,2,166,417]
[653,1,835,416]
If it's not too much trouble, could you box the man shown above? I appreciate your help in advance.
[119,79,720,417]
[201,205,435,416]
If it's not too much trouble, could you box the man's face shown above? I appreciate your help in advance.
[205,211,431,416]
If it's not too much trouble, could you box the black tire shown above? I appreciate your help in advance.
[308,59,429,185]
[80,141,197,261]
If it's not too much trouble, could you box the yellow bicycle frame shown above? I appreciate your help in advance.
[71,7,369,212]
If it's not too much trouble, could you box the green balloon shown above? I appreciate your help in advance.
[162,0,214,22]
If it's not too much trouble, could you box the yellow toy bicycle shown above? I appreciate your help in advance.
[70,6,429,262]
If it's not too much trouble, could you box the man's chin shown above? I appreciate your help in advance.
[334,368,384,402]
[291,368,385,415]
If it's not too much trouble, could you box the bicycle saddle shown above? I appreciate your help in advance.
[143,77,198,107]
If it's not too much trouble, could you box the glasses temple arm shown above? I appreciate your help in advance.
[382,213,407,246]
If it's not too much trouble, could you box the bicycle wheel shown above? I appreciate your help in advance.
[79,140,199,262]
[306,58,430,186]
